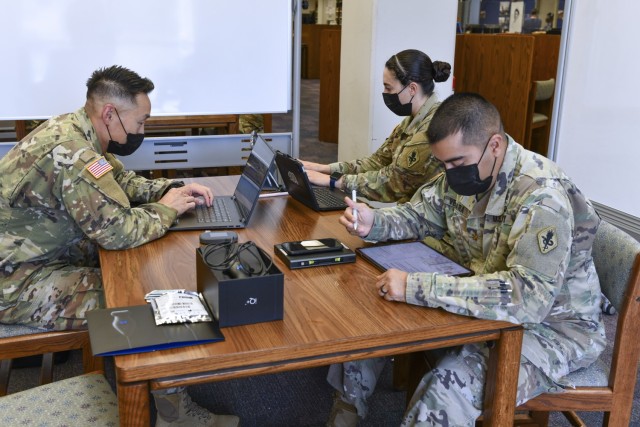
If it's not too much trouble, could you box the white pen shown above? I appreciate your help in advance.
[352,189,358,231]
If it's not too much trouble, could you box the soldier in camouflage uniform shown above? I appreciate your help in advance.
[0,66,238,427]
[238,114,265,134]
[328,93,604,426]
[302,49,451,203]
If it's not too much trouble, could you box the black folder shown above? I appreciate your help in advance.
[86,304,224,356]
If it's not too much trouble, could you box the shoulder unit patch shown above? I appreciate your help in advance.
[407,149,419,168]
[537,226,558,254]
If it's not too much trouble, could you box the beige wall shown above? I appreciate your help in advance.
[337,0,457,161]
[335,0,375,162]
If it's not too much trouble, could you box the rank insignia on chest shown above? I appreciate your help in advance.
[407,149,419,167]
[537,226,558,254]
[86,156,113,179]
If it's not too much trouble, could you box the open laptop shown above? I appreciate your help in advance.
[274,151,348,211]
[170,136,276,230]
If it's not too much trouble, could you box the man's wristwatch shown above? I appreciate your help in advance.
[162,180,185,196]
[329,172,343,190]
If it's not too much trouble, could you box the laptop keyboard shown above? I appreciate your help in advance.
[313,188,347,208]
[196,198,232,223]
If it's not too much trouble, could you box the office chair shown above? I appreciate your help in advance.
[402,221,640,426]
[517,220,640,426]
[524,78,555,155]
[0,324,103,396]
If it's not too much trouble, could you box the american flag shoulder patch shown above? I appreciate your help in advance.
[86,156,113,179]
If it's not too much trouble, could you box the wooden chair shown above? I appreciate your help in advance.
[401,220,640,426]
[0,324,103,396]
[524,78,555,155]
[517,220,640,426]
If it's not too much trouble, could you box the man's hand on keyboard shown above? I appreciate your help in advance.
[182,183,213,206]
[159,183,213,215]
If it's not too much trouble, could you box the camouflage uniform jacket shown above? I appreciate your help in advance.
[0,108,179,305]
[366,137,605,382]
[329,95,443,203]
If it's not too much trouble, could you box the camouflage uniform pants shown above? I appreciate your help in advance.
[0,262,104,330]
[401,343,560,427]
[328,343,560,424]
[326,357,386,417]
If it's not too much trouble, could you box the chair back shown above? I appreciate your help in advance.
[592,221,640,311]
[593,220,640,423]
[514,220,640,425]
[535,78,555,101]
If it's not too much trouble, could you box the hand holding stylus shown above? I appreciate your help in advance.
[339,193,373,237]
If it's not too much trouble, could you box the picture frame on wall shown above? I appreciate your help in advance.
[509,1,524,33]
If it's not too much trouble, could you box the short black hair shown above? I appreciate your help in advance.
[385,49,451,96]
[86,65,154,105]
[426,93,503,146]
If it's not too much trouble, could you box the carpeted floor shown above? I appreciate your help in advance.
[5,79,640,427]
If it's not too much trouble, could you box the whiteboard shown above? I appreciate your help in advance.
[554,0,640,217]
[0,0,292,120]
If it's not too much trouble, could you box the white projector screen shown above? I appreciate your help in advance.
[0,0,292,120]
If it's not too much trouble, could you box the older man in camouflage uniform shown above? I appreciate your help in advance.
[329,93,604,426]
[0,65,238,427]
[238,113,265,134]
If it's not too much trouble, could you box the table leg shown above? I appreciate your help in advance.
[118,380,151,426]
[483,326,523,426]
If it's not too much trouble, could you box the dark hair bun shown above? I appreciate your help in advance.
[432,61,451,83]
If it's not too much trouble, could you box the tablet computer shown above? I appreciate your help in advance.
[357,241,472,277]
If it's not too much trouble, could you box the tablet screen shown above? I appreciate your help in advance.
[357,241,472,277]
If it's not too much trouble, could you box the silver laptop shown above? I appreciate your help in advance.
[170,136,275,230]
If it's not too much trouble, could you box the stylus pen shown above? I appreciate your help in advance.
[352,189,358,231]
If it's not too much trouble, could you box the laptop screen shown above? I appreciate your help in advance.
[234,136,276,219]
[275,151,318,201]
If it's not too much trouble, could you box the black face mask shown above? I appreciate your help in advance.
[106,109,145,156]
[382,84,414,116]
[445,138,497,196]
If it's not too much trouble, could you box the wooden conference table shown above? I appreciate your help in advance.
[98,176,523,426]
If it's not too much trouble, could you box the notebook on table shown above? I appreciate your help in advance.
[170,135,276,230]
[274,151,348,211]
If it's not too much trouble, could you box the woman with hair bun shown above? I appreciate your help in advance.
[302,49,451,203]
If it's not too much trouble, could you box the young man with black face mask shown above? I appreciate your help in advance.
[302,49,451,204]
[330,93,604,426]
[0,65,240,426]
